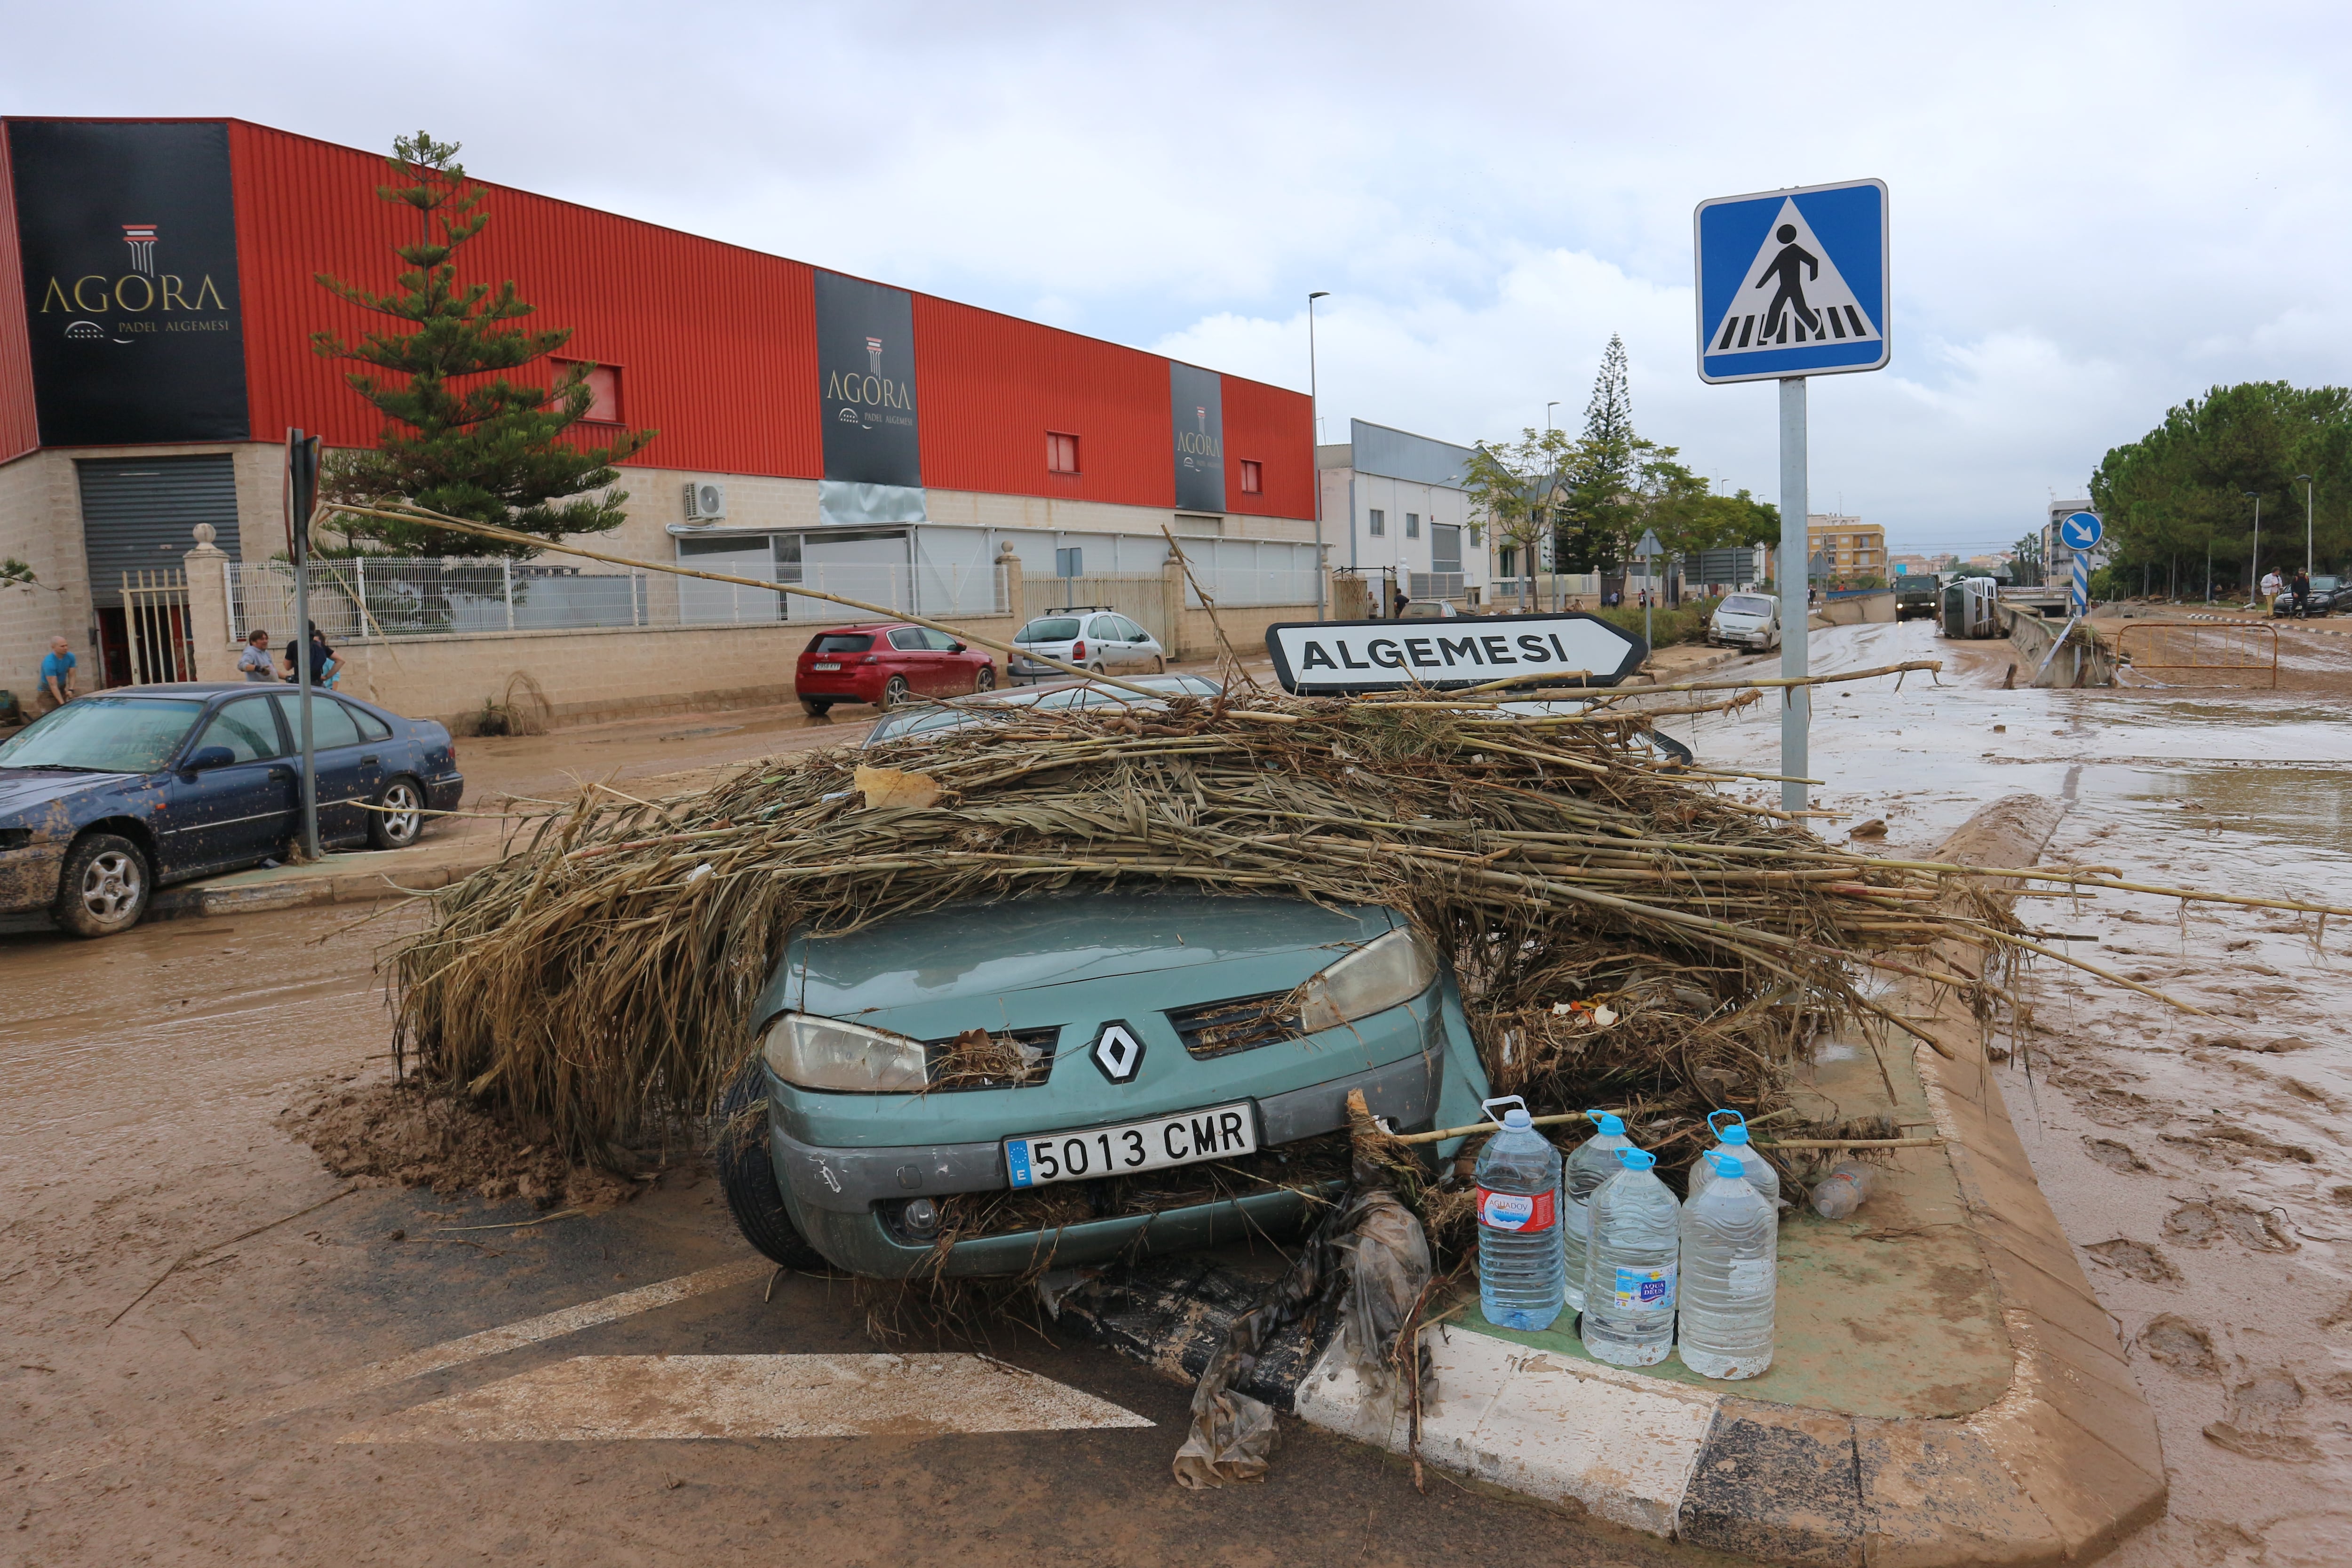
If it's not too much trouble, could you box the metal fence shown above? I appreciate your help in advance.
[230,558,651,644]
[229,557,1012,642]
[121,569,195,684]
[2116,621,2279,688]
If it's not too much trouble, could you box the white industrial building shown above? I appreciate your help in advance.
[1316,421,1487,614]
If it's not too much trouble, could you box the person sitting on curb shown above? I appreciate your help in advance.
[37,635,76,714]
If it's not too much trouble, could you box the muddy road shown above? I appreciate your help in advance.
[5,621,2346,1565]
[0,910,1706,1566]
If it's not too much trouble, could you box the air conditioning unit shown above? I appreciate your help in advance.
[683,481,727,523]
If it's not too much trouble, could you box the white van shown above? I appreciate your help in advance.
[1707,592,1782,652]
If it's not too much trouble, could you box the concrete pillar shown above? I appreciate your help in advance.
[1162,549,1189,660]
[183,525,235,682]
[996,540,1024,619]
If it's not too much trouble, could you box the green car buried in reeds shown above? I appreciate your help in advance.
[714,891,1492,1279]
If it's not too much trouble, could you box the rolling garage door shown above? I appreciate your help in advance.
[76,455,242,609]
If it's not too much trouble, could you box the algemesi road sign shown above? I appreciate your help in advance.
[1264,613,1647,695]
[1694,178,1889,384]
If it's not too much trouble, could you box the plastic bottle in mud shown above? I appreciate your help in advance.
[1677,1149,1777,1379]
[1698,1109,1782,1209]
[1474,1095,1566,1331]
[1581,1146,1681,1367]
[1561,1108,1634,1313]
[1811,1161,1875,1219]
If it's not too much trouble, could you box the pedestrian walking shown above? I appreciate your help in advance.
[1391,582,1408,619]
[36,635,76,715]
[238,629,276,681]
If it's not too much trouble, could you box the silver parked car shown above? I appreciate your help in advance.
[1008,607,1166,685]
[864,674,1222,748]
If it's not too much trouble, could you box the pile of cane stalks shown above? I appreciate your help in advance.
[390,671,2109,1198]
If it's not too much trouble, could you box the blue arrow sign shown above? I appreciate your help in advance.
[1694,179,1889,384]
[2059,510,2103,551]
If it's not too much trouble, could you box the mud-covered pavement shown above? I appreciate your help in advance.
[5,621,2347,1566]
[0,885,1701,1563]
[1691,621,2352,1566]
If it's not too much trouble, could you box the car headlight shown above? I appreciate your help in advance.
[1295,926,1438,1033]
[761,1012,928,1093]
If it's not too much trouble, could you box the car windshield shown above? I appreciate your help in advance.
[0,695,205,772]
[809,633,874,654]
[2314,576,2342,591]
[1016,618,1081,643]
[1720,595,1772,615]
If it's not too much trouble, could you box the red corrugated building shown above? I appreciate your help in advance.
[0,116,1318,700]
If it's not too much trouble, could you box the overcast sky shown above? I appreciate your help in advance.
[8,0,2347,553]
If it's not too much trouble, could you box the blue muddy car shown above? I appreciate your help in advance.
[0,684,462,937]
[714,891,1491,1278]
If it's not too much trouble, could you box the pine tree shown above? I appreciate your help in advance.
[1558,335,1641,571]
[311,132,655,557]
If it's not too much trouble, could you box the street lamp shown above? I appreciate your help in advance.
[1308,291,1330,621]
[2297,473,2314,579]
[1545,400,1559,431]
[2243,490,2262,606]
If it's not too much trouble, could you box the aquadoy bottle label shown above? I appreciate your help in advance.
[1609,1264,1676,1311]
[1477,1186,1557,1232]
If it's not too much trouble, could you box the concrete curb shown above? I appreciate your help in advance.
[1267,794,2166,1565]
[148,847,495,921]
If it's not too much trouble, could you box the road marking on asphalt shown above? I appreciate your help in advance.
[337,1353,1153,1443]
[238,1258,771,1426]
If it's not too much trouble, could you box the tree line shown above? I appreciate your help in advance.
[1463,335,1779,585]
[2090,381,2352,596]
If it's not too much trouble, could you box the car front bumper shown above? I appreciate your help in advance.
[0,838,68,916]
[763,985,1486,1278]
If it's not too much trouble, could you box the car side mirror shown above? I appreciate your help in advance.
[949,641,967,653]
[183,745,236,772]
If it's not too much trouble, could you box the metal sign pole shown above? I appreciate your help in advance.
[1779,377,1809,813]
[287,429,321,862]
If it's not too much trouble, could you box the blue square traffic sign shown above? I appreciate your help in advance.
[1694,179,1889,384]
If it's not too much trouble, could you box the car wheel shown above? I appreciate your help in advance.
[973,665,997,694]
[881,675,912,708]
[713,1062,828,1271]
[367,775,427,850]
[1088,662,1106,676]
[800,698,833,718]
[53,832,150,939]
[1152,656,1166,673]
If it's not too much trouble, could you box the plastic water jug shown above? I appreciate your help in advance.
[1581,1146,1680,1367]
[1561,1108,1634,1313]
[1700,1109,1782,1209]
[1473,1095,1566,1331]
[1677,1149,1777,1379]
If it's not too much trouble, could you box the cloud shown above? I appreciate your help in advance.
[6,0,2350,547]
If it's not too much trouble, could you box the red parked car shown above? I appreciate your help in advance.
[795,622,997,716]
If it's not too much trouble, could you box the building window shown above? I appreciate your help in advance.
[1368,509,1386,537]
[1406,512,1420,538]
[555,359,621,422]
[1239,459,1262,494]
[1048,431,1080,474]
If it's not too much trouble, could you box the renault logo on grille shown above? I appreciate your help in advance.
[1090,1022,1144,1084]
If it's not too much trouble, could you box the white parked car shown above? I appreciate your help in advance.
[1707,592,1781,652]
[1007,607,1166,685]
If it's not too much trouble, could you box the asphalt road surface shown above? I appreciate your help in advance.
[0,904,1716,1568]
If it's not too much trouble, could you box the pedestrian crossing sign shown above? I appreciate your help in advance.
[1694,178,1889,384]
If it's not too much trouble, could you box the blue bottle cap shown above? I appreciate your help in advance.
[1705,1149,1746,1178]
[1614,1147,1656,1172]
[1708,1108,1750,1144]
[1586,1107,1626,1137]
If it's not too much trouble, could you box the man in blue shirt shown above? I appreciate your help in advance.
[38,636,76,714]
